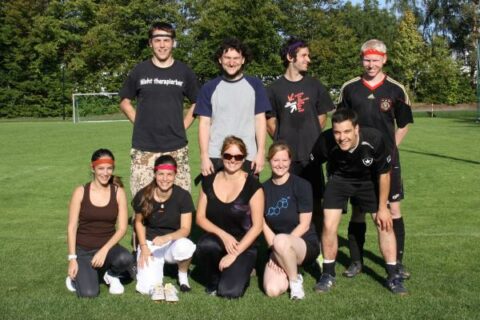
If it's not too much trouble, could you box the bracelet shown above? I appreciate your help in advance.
[68,254,77,261]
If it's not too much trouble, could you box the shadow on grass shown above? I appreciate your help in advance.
[402,148,480,165]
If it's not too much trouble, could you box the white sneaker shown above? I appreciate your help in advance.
[164,283,179,302]
[103,272,124,295]
[290,274,305,300]
[150,284,165,301]
[65,277,76,292]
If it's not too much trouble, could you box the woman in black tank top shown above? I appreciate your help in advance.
[66,149,134,297]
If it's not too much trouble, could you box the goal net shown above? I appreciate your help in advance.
[72,92,127,123]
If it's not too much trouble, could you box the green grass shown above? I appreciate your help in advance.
[0,115,479,319]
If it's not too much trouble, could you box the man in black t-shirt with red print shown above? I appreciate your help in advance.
[267,37,334,239]
[337,39,413,279]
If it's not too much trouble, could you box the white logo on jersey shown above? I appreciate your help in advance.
[362,157,373,166]
[387,155,391,163]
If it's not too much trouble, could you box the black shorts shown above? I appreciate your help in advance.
[389,150,404,202]
[301,237,320,267]
[291,160,325,200]
[323,176,378,214]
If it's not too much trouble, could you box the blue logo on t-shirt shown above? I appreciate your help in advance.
[266,197,290,216]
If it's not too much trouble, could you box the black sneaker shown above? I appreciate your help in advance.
[314,273,336,293]
[386,275,408,296]
[342,261,362,278]
[397,263,411,280]
[205,285,217,296]
[179,284,191,292]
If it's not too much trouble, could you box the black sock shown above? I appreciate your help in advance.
[393,218,405,262]
[348,222,366,263]
[386,263,397,279]
[322,262,336,277]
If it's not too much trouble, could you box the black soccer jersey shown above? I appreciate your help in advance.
[337,76,413,152]
[311,127,391,182]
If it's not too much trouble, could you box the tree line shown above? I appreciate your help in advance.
[0,0,477,118]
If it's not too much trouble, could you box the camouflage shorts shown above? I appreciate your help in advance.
[130,146,191,197]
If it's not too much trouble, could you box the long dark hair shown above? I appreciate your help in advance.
[137,155,177,218]
[91,148,123,187]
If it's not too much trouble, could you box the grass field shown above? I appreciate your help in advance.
[1,112,479,320]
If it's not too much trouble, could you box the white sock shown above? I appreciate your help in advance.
[178,271,189,286]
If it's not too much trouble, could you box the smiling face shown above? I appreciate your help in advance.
[155,169,175,192]
[333,120,360,152]
[269,149,291,178]
[149,30,174,63]
[362,53,387,80]
[92,158,114,186]
[219,48,245,80]
[290,47,310,73]
[222,144,246,174]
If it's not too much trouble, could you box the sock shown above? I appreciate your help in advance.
[393,217,405,262]
[348,222,366,263]
[322,261,336,277]
[385,262,397,279]
[178,271,189,287]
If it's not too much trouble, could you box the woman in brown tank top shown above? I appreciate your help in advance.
[66,148,134,297]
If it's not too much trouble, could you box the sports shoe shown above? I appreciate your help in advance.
[205,285,217,296]
[150,284,165,301]
[314,273,336,293]
[65,277,76,292]
[386,275,408,296]
[342,261,363,278]
[164,283,179,302]
[179,284,191,292]
[103,272,124,295]
[289,274,305,300]
[397,263,411,280]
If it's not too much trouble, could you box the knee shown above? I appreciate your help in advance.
[196,234,222,255]
[77,287,99,298]
[389,206,402,219]
[264,284,284,297]
[172,238,196,261]
[271,234,291,255]
[114,251,135,271]
[217,283,245,299]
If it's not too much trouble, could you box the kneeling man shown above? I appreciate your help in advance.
[311,108,407,295]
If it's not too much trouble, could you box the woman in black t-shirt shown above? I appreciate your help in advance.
[195,136,264,298]
[262,142,319,300]
[133,155,196,300]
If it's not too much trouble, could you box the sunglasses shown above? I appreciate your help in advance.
[222,153,245,161]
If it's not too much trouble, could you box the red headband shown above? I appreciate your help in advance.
[91,158,114,168]
[154,164,177,172]
[362,49,386,57]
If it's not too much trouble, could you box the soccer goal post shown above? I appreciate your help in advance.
[72,92,126,123]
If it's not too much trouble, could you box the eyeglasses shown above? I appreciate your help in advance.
[222,153,245,161]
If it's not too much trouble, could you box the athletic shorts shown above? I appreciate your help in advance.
[323,176,378,214]
[389,150,404,202]
[291,160,325,200]
[301,237,321,267]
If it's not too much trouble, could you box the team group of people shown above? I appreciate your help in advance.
[66,21,413,300]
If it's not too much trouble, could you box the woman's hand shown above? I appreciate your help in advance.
[68,259,78,279]
[219,253,237,271]
[152,235,171,247]
[220,233,239,255]
[138,245,152,269]
[91,247,108,268]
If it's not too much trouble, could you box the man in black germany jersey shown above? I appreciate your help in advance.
[337,39,413,279]
[311,109,407,295]
[266,37,334,240]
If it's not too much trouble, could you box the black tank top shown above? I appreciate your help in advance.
[76,182,118,250]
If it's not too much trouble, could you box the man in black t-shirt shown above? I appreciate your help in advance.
[337,39,413,279]
[120,22,198,196]
[267,37,335,237]
[311,109,407,295]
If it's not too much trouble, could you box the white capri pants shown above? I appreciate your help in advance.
[135,238,196,294]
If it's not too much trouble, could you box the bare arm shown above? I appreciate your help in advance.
[67,186,83,279]
[198,116,214,176]
[134,213,151,268]
[290,212,312,238]
[374,172,392,231]
[262,221,275,248]
[253,113,267,174]
[266,116,276,139]
[184,103,196,129]
[318,114,328,130]
[120,98,136,123]
[395,125,409,147]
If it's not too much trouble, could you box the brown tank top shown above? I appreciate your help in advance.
[76,182,118,250]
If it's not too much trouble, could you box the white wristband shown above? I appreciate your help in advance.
[68,254,77,261]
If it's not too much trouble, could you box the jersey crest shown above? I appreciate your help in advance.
[362,157,373,166]
[284,92,309,113]
[380,98,392,111]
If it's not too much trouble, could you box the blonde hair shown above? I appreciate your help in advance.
[360,39,387,55]
[267,141,292,161]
